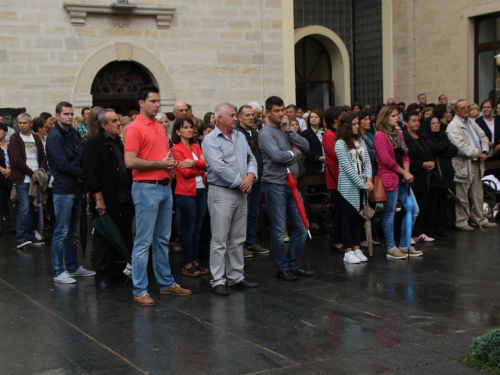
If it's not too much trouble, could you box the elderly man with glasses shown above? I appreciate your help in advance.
[446,99,497,231]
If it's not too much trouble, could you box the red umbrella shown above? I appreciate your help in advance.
[285,166,311,239]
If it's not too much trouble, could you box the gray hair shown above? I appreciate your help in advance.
[17,112,32,122]
[97,108,115,128]
[454,99,467,110]
[248,101,262,113]
[417,93,426,100]
[214,103,236,120]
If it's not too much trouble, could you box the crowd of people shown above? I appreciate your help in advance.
[0,86,498,305]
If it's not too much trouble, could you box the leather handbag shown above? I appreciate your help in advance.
[368,176,387,204]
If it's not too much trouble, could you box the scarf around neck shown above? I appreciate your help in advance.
[386,128,408,153]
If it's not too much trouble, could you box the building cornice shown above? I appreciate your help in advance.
[63,2,175,29]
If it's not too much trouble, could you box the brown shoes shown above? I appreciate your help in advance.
[399,246,423,257]
[134,293,155,306]
[243,248,253,258]
[248,244,270,254]
[160,284,192,296]
[458,225,474,231]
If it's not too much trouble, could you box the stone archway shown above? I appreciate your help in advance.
[73,42,175,113]
[294,26,351,106]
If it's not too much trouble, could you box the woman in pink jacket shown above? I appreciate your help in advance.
[374,106,422,259]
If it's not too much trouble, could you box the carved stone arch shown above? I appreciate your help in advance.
[294,25,351,106]
[73,42,175,112]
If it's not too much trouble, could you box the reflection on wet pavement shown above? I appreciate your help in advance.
[0,222,496,374]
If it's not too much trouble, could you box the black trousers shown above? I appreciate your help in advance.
[339,194,363,249]
[0,186,12,234]
[93,202,134,283]
[330,189,343,244]
[424,187,448,236]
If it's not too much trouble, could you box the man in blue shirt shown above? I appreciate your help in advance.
[202,103,259,296]
[46,102,95,284]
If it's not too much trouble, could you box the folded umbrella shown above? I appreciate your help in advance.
[92,212,132,264]
[359,190,375,261]
[38,187,44,246]
[285,166,311,239]
[448,188,484,232]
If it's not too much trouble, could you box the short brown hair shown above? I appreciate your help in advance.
[171,116,195,144]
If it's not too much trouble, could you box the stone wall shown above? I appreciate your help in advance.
[391,0,498,106]
[0,0,285,117]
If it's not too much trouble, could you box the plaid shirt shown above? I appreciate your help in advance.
[76,122,88,137]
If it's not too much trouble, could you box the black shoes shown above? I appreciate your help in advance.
[95,281,113,293]
[231,279,259,288]
[212,285,229,296]
[330,243,345,253]
[291,268,315,277]
[277,270,299,281]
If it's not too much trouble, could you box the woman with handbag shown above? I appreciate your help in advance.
[171,117,209,277]
[334,112,373,264]
[374,106,423,259]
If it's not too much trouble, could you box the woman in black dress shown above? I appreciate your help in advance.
[422,115,458,237]
[403,111,436,243]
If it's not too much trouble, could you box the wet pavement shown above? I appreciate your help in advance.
[0,218,498,374]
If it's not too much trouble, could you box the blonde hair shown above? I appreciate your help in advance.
[376,105,399,133]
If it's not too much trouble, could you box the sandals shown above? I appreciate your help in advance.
[193,260,210,275]
[182,263,201,277]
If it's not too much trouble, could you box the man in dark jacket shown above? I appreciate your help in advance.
[236,105,269,257]
[46,101,95,284]
[8,113,47,248]
[83,109,134,292]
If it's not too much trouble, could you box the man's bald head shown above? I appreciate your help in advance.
[173,101,188,117]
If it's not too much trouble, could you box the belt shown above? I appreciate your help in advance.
[135,179,170,186]
[209,183,239,190]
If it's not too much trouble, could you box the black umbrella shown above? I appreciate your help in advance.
[80,195,88,258]
[92,212,132,264]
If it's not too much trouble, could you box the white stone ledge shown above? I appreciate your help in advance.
[63,2,176,29]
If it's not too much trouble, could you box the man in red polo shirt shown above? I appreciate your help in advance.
[125,84,191,306]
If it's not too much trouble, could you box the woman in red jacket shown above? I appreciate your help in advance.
[322,106,344,251]
[171,117,208,277]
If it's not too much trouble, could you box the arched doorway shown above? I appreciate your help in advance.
[91,61,153,115]
[294,26,351,107]
[73,43,176,115]
[295,36,334,110]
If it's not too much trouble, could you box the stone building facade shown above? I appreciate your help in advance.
[0,0,287,117]
[1,0,500,119]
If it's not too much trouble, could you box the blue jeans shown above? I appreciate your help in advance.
[131,182,175,296]
[245,181,261,248]
[382,181,419,250]
[176,189,207,264]
[14,183,37,244]
[262,182,307,272]
[52,193,81,277]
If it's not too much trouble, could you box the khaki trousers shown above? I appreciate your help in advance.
[455,161,486,227]
[207,185,246,287]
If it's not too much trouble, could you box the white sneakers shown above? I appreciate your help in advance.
[68,266,96,277]
[54,267,95,284]
[54,271,76,284]
[344,250,368,264]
